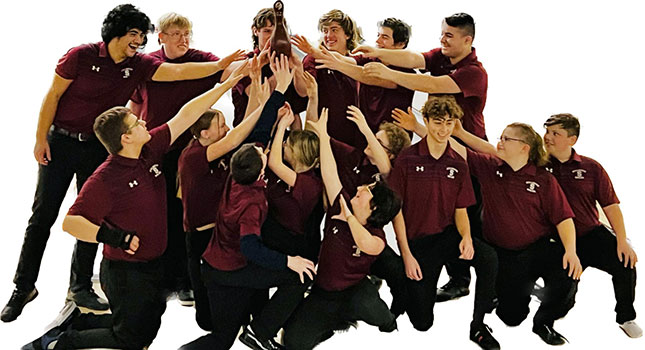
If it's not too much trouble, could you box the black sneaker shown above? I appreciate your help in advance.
[436,280,469,302]
[532,324,568,345]
[177,289,195,307]
[1,287,38,322]
[66,289,109,311]
[44,301,80,333]
[239,325,284,350]
[470,322,500,350]
[531,283,545,302]
[21,327,63,350]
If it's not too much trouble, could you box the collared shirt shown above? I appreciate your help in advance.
[315,189,386,292]
[388,138,475,240]
[178,139,231,232]
[330,138,380,198]
[546,149,619,236]
[68,125,171,262]
[202,177,268,271]
[467,149,574,250]
[422,48,488,140]
[54,42,162,134]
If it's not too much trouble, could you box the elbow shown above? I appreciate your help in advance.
[62,215,73,234]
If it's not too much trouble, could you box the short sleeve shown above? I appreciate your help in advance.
[55,46,81,80]
[139,54,163,81]
[595,163,620,207]
[239,205,263,237]
[466,148,498,178]
[450,65,487,99]
[543,175,575,226]
[455,165,476,208]
[303,55,317,79]
[68,175,112,226]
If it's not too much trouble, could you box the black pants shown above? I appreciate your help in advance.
[406,226,497,331]
[161,148,190,292]
[283,278,396,350]
[495,238,577,327]
[13,131,107,293]
[55,258,167,349]
[186,229,214,330]
[370,245,408,316]
[180,262,308,350]
[577,225,637,323]
[261,215,321,263]
[444,175,484,286]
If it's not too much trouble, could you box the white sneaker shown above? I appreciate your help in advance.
[620,320,643,338]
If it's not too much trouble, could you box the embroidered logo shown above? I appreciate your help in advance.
[446,167,458,179]
[572,169,586,180]
[128,180,138,188]
[149,164,162,177]
[91,65,100,72]
[353,166,360,174]
[496,170,503,178]
[332,226,339,234]
[526,181,540,193]
[218,159,228,171]
[121,68,133,79]
[545,167,553,173]
[352,245,361,257]
[416,166,425,172]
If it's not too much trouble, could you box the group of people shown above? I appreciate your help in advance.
[1,3,640,350]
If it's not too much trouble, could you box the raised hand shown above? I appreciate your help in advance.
[331,195,353,222]
[277,102,295,128]
[270,53,294,93]
[314,46,342,71]
[306,107,329,137]
[301,70,318,99]
[346,105,369,133]
[219,49,247,70]
[291,34,318,56]
[391,107,417,132]
[363,61,392,81]
[351,45,378,57]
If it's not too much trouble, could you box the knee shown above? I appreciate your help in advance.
[283,330,313,350]
[410,316,434,332]
[496,307,526,327]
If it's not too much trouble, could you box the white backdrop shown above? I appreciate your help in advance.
[1,0,644,349]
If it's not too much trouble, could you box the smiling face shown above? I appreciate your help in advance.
[496,126,529,161]
[322,21,349,54]
[253,19,275,49]
[439,21,471,59]
[543,124,577,156]
[376,26,404,49]
[113,28,146,59]
[159,24,191,59]
[424,115,456,146]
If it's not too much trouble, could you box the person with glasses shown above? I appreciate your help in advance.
[387,95,498,350]
[354,12,489,304]
[283,108,401,350]
[541,113,641,338]
[21,61,246,350]
[1,4,247,324]
[450,116,583,346]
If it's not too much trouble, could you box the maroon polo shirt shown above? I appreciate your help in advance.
[202,177,268,271]
[232,50,307,126]
[130,48,222,149]
[54,42,162,134]
[330,138,379,198]
[178,139,231,232]
[422,48,487,140]
[315,190,386,291]
[354,55,415,140]
[266,169,323,235]
[388,138,475,240]
[546,149,619,236]
[68,125,171,262]
[467,149,574,250]
[304,54,361,148]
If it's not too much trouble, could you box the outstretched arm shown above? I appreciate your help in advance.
[302,71,319,124]
[315,47,397,89]
[451,120,496,156]
[268,104,297,187]
[352,45,425,69]
[332,196,385,256]
[346,105,392,175]
[307,108,341,203]
[63,215,139,255]
[152,49,247,82]
[392,107,427,138]
[363,62,460,94]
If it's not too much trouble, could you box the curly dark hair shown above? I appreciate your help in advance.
[101,4,154,47]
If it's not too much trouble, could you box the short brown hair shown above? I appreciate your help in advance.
[421,95,464,121]
[543,113,580,138]
[251,8,275,49]
[508,122,549,167]
[318,9,363,51]
[287,130,319,169]
[189,109,221,139]
[93,106,131,155]
[379,122,411,157]
[231,143,263,185]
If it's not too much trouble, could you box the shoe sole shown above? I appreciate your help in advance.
[65,296,109,311]
[44,301,78,332]
[1,288,39,323]
[178,299,195,307]
[619,325,643,338]
[436,291,470,303]
[238,333,262,350]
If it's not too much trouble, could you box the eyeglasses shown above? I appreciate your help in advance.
[498,135,526,144]
[125,119,142,134]
[163,31,192,41]
[377,139,393,154]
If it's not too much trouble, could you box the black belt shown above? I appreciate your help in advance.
[50,125,94,142]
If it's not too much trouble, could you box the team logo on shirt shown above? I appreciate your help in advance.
[121,68,133,79]
[149,164,162,177]
[525,181,540,193]
[572,169,586,179]
[416,166,425,172]
[545,167,553,173]
[352,245,361,257]
[496,170,503,178]
[128,180,138,188]
[446,167,458,179]
[332,226,339,234]
[353,166,361,174]
[91,65,100,72]
[218,159,228,171]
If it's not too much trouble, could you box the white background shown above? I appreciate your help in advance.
[1,0,644,349]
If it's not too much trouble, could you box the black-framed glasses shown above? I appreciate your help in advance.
[498,135,526,144]
[377,139,393,154]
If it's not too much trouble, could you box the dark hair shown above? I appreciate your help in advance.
[543,113,580,138]
[101,4,153,47]
[508,122,549,167]
[251,8,275,50]
[93,106,130,154]
[189,109,221,139]
[318,9,364,51]
[379,122,411,157]
[421,95,464,121]
[231,143,263,185]
[366,181,402,228]
[378,18,412,48]
[444,13,475,40]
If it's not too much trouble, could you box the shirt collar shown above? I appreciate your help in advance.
[416,137,455,161]
[452,47,478,69]
[499,160,537,176]
[99,41,108,58]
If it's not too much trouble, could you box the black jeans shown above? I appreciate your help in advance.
[180,262,308,350]
[185,229,214,330]
[495,238,578,327]
[370,245,408,316]
[577,225,637,323]
[55,258,167,349]
[406,226,497,331]
[13,131,107,293]
[283,278,396,350]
